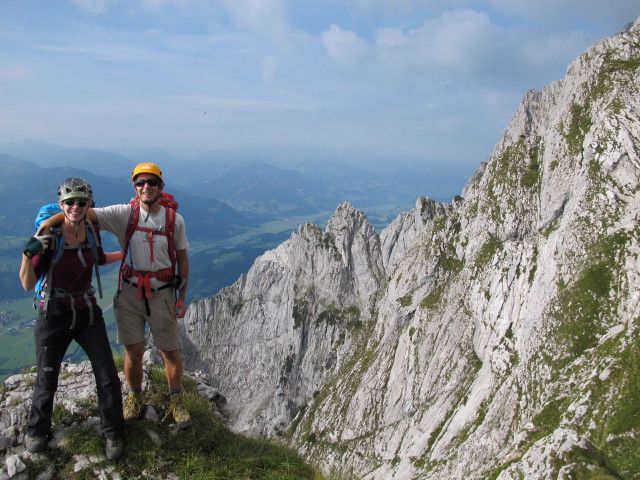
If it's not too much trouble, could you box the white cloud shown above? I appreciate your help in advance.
[73,0,119,14]
[434,115,460,132]
[139,0,204,8]
[321,7,613,91]
[0,65,34,81]
[321,9,510,85]
[219,0,305,50]
[375,10,500,75]
[321,24,371,73]
[144,29,164,37]
[261,55,279,81]
[348,0,468,14]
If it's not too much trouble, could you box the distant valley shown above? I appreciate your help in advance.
[0,142,472,304]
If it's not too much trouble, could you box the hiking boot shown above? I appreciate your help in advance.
[123,392,144,424]
[105,438,124,460]
[25,434,48,453]
[165,393,192,429]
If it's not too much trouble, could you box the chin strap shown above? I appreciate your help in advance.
[63,213,86,238]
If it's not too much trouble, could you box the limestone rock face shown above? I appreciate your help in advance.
[181,19,640,479]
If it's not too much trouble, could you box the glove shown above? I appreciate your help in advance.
[23,233,52,259]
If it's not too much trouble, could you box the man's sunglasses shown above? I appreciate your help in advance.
[134,178,161,187]
[63,200,89,207]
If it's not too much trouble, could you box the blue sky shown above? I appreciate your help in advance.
[1,0,638,166]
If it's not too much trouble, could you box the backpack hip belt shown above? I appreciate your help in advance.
[50,286,96,299]
[48,286,97,328]
[121,265,174,299]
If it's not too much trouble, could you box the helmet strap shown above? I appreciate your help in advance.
[62,211,86,238]
[140,192,161,218]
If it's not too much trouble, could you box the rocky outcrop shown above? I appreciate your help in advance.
[181,19,640,479]
[0,360,224,479]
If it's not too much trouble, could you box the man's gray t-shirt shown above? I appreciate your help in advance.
[95,204,188,287]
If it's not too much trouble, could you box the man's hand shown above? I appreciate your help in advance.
[36,224,52,235]
[174,298,187,318]
[23,231,52,259]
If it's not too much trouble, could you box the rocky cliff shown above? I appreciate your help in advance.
[180,19,640,479]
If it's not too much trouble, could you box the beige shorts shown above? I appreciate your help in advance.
[114,282,179,352]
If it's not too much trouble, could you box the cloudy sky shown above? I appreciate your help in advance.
[1,0,638,166]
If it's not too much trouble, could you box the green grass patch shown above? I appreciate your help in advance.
[550,231,627,361]
[397,295,412,307]
[560,444,624,480]
[565,102,593,156]
[420,287,443,310]
[529,396,571,444]
[23,364,321,480]
[589,333,640,478]
[475,236,503,270]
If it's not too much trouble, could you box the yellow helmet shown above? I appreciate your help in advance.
[132,163,163,181]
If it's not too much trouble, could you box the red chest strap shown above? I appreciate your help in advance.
[132,225,168,263]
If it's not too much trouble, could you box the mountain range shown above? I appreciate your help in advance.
[178,18,640,479]
[0,142,468,303]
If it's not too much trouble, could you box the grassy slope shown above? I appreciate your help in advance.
[18,359,344,480]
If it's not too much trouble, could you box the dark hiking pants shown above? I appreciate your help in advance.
[27,304,124,440]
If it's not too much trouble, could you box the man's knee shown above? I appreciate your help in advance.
[161,349,181,362]
[125,343,145,364]
[160,350,184,371]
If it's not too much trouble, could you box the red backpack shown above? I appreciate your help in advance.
[119,192,178,300]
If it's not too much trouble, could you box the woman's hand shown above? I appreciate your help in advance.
[23,231,52,259]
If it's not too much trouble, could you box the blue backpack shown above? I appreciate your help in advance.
[33,203,103,311]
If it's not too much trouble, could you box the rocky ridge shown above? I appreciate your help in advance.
[0,360,224,479]
[180,18,640,479]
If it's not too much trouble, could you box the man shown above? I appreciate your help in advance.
[43,163,191,430]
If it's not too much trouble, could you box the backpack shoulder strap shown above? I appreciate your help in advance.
[38,228,65,311]
[118,199,140,290]
[85,221,103,299]
[161,195,177,269]
[122,199,141,257]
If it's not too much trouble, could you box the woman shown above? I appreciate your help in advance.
[19,177,125,460]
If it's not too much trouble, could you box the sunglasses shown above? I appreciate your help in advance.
[134,178,161,187]
[63,200,88,207]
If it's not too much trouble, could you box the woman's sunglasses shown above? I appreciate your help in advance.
[64,200,88,207]
[134,178,161,187]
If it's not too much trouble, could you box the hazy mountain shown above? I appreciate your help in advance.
[0,140,135,179]
[173,154,471,221]
[0,141,472,226]
[0,157,254,239]
[0,158,259,301]
[186,160,323,216]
